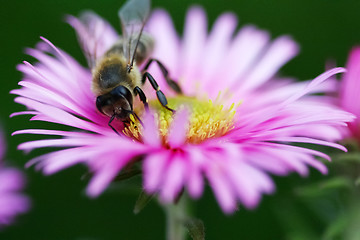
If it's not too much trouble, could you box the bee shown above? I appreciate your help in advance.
[77,0,182,134]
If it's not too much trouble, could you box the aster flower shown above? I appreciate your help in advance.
[0,131,30,228]
[339,47,360,143]
[12,6,353,214]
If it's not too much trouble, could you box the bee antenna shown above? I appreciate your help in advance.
[127,12,147,73]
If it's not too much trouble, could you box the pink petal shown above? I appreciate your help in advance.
[147,9,181,93]
[66,12,119,65]
[226,161,268,209]
[205,161,237,214]
[168,107,190,148]
[142,110,161,147]
[180,6,208,94]
[283,67,346,105]
[86,159,122,197]
[341,47,360,117]
[268,136,347,152]
[14,97,107,134]
[159,154,187,202]
[12,129,95,138]
[42,148,99,175]
[0,169,25,193]
[239,36,299,92]
[201,12,238,90]
[186,149,204,198]
[143,152,170,193]
[225,25,270,89]
[86,151,137,197]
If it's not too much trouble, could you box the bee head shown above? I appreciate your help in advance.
[96,85,133,120]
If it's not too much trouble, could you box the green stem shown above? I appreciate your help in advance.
[164,196,189,240]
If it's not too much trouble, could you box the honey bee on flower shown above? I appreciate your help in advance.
[13,0,354,214]
[86,0,181,134]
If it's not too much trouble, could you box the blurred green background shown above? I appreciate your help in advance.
[1,0,360,239]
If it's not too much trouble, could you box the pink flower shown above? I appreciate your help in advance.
[12,7,353,213]
[0,132,30,227]
[339,47,360,143]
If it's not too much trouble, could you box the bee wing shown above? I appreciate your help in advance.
[67,11,119,69]
[118,0,151,68]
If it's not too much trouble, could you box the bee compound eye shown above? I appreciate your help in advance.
[96,94,114,117]
[110,86,133,109]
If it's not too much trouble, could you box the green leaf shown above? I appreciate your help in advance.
[333,152,360,164]
[184,218,205,240]
[342,139,360,152]
[318,177,353,189]
[322,213,348,240]
[133,190,154,214]
[355,177,360,186]
[271,198,320,240]
[295,177,352,197]
[114,168,142,181]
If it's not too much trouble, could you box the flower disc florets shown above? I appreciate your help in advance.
[124,96,238,144]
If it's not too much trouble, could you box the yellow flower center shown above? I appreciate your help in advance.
[123,96,238,144]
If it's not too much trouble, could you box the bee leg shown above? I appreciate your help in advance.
[142,58,182,94]
[109,113,120,135]
[142,72,175,112]
[134,86,149,109]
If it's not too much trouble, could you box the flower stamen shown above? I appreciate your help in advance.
[123,96,238,144]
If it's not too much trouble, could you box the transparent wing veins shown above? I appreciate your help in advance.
[118,0,151,72]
